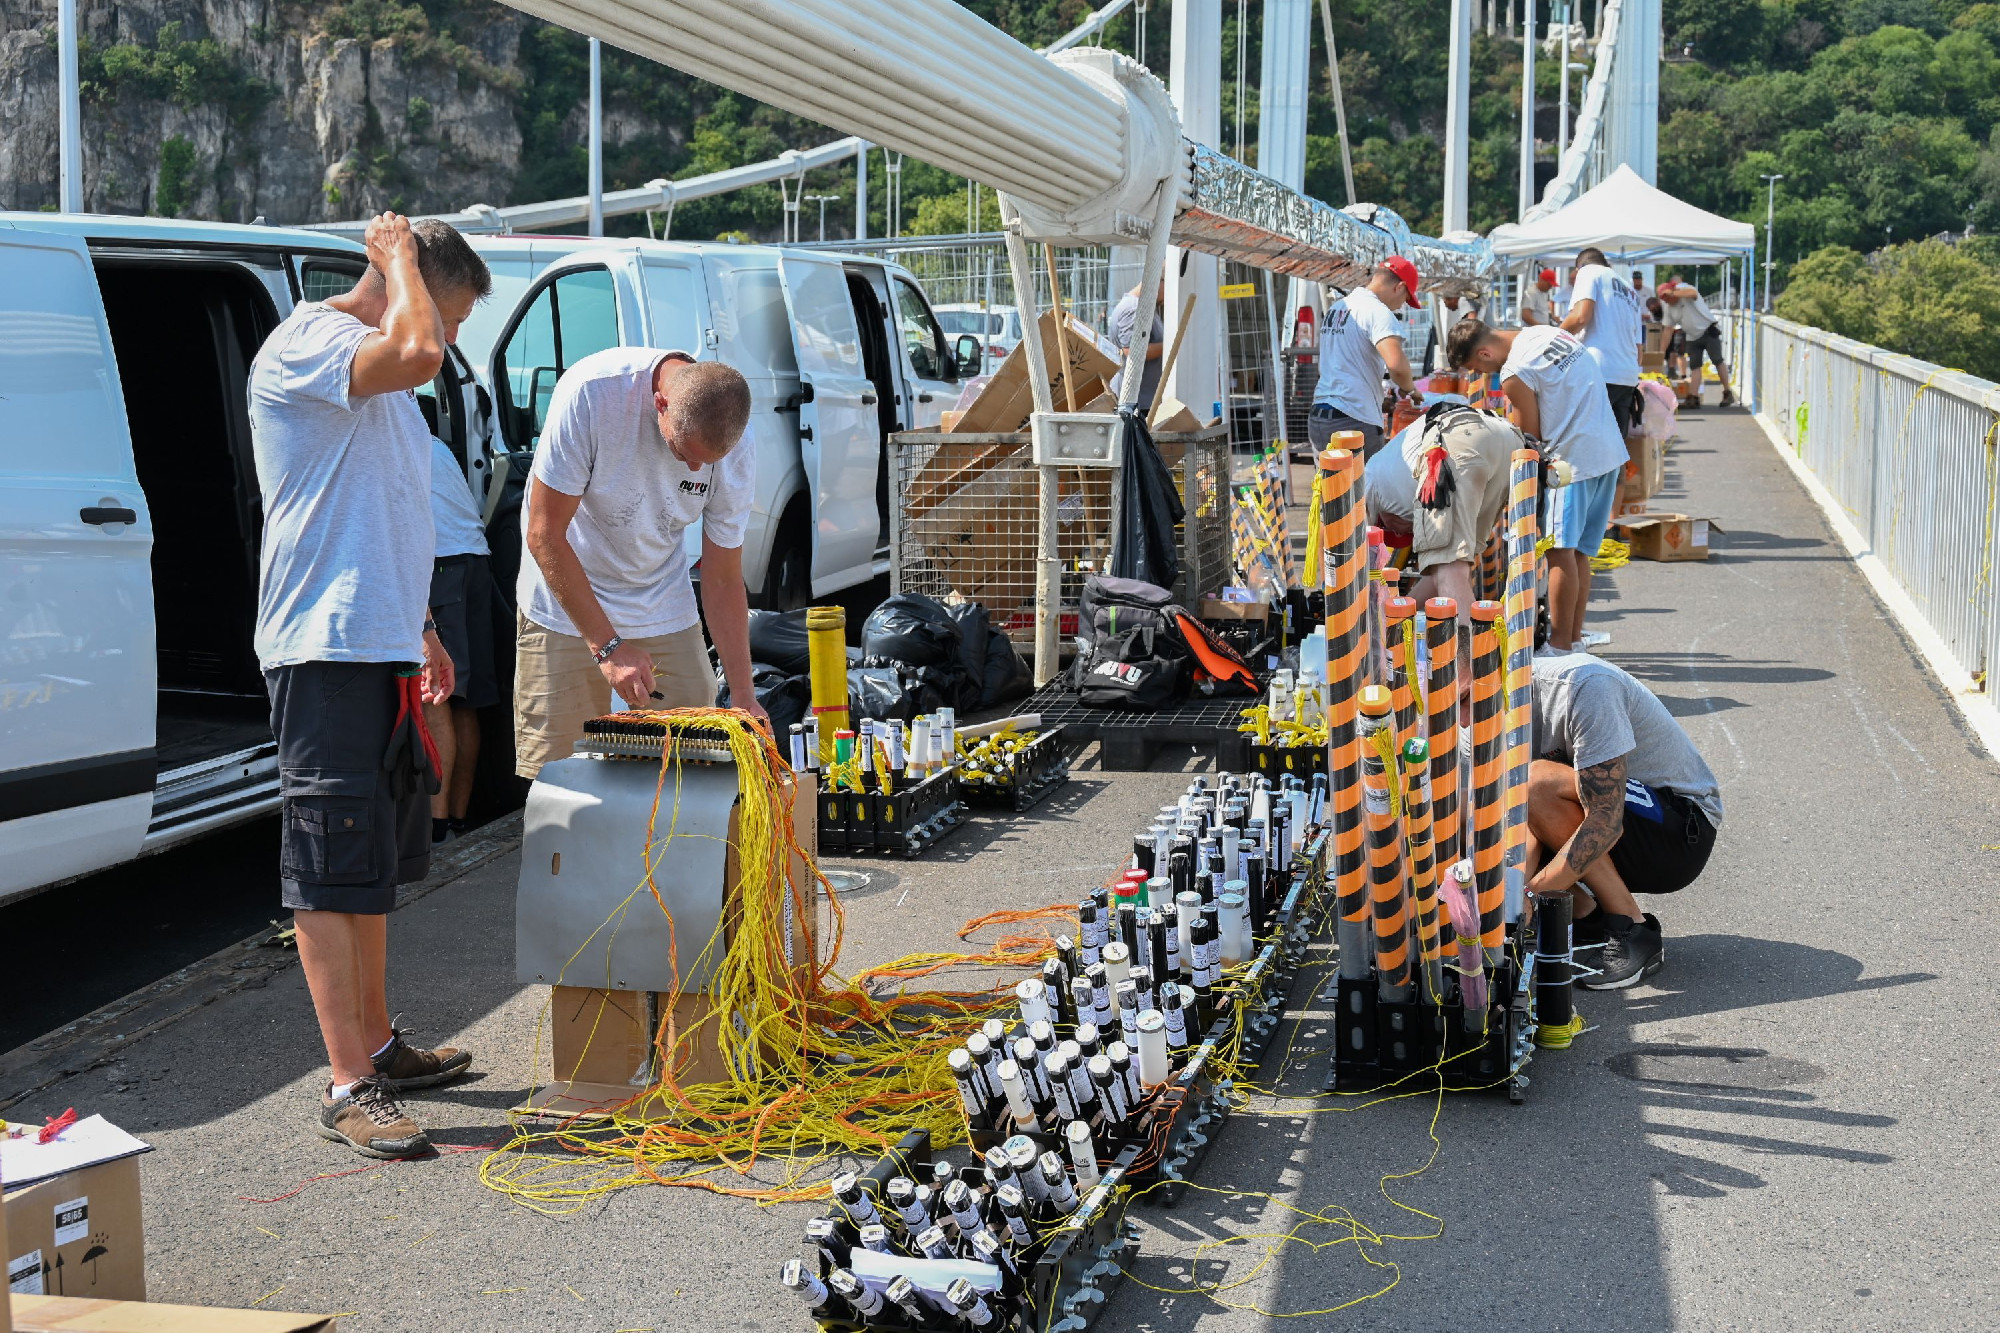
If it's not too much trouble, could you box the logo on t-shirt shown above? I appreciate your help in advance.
[679,479,709,496]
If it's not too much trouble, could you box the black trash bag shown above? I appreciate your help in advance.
[718,664,811,734]
[945,601,1002,710]
[862,593,962,670]
[980,626,1033,709]
[746,608,813,676]
[847,665,948,725]
[1108,408,1185,589]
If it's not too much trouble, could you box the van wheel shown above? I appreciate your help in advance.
[759,496,811,611]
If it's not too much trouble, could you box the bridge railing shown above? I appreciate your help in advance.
[1748,313,2000,705]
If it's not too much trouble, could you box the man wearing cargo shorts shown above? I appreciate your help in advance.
[515,347,765,778]
[250,214,489,1159]
[1403,402,1529,610]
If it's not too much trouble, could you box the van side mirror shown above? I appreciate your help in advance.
[953,333,981,378]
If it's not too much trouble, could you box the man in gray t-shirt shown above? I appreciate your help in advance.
[1527,647,1723,990]
[1109,284,1164,411]
[249,214,490,1160]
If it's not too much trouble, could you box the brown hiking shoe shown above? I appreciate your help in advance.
[318,1077,430,1159]
[372,1021,473,1092]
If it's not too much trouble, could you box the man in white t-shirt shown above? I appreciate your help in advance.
[1309,256,1423,456]
[1561,246,1645,436]
[1519,269,1558,326]
[249,214,489,1159]
[425,434,503,845]
[515,348,763,778]
[1445,320,1628,651]
[1658,278,1737,406]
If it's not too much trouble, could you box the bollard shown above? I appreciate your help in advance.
[1358,686,1413,1002]
[1424,598,1462,872]
[1319,443,1371,981]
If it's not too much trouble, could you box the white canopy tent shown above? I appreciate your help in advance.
[1489,165,1762,392]
[1489,164,1756,266]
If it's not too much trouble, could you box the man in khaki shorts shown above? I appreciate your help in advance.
[515,347,766,777]
[1404,402,1529,608]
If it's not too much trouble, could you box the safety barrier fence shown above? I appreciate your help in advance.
[1745,313,2000,723]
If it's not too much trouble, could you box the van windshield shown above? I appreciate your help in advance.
[936,310,1000,337]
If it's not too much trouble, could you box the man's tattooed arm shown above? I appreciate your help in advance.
[1531,754,1627,894]
[1564,755,1628,873]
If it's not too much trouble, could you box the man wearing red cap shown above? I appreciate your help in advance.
[1308,256,1423,457]
[1521,269,1558,327]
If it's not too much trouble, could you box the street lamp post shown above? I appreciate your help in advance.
[803,193,841,243]
[1760,173,1784,312]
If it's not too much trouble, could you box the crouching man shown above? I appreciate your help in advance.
[1527,638,1724,990]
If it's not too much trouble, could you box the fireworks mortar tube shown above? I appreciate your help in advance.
[1424,597,1463,871]
[1468,599,1507,971]
[1386,595,1424,756]
[1531,889,1577,1044]
[1066,1119,1101,1188]
[1316,445,1372,982]
[1402,738,1447,1004]
[1358,685,1415,1001]
[1502,448,1541,928]
[805,605,848,768]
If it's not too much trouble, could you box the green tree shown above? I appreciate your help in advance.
[155,136,198,217]
[1777,239,2000,376]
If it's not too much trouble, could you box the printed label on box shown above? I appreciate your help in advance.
[10,1248,45,1295]
[1692,520,1710,547]
[54,1194,90,1245]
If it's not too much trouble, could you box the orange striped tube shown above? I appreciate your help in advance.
[1478,526,1506,601]
[1385,596,1422,758]
[1358,686,1413,1001]
[1468,599,1506,966]
[1501,450,1540,933]
[1317,445,1371,981]
[1424,598,1461,872]
[1402,737,1445,1003]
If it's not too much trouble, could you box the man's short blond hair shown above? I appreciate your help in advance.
[670,361,752,454]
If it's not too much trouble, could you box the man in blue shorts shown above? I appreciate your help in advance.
[1444,319,1627,651]
[1526,639,1724,989]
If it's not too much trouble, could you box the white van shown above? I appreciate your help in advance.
[459,235,971,607]
[0,216,972,904]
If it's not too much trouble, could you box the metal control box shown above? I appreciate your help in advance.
[1030,410,1124,467]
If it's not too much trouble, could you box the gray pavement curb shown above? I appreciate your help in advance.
[0,812,524,1114]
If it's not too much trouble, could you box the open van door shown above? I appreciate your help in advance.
[774,253,879,594]
[0,227,156,901]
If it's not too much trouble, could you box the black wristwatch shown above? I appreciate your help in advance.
[423,618,437,635]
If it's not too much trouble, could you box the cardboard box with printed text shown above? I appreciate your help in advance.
[1613,513,1721,562]
[4,1159,143,1305]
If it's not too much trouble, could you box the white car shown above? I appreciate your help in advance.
[932,302,1021,373]
[0,215,971,904]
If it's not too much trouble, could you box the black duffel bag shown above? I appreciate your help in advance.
[1074,626,1183,711]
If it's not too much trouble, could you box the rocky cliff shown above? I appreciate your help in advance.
[1,0,545,223]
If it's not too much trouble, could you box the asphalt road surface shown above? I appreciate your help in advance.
[5,408,1995,1330]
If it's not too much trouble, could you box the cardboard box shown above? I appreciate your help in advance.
[1148,396,1207,434]
[1616,434,1665,514]
[1614,513,1721,562]
[4,1158,144,1305]
[1201,597,1270,622]
[1639,349,1666,372]
[947,311,1121,434]
[10,1296,336,1332]
[1644,325,1666,355]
